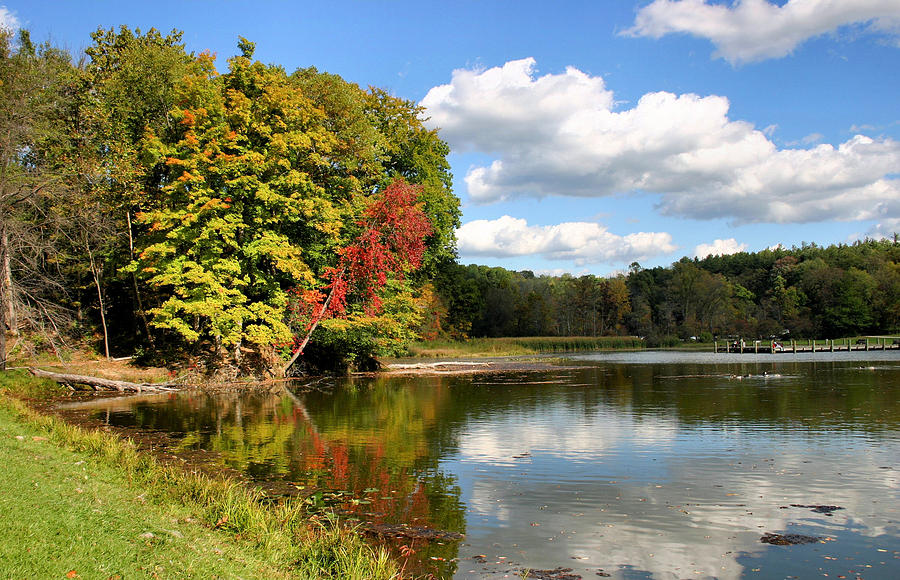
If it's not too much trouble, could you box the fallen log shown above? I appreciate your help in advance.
[28,367,178,393]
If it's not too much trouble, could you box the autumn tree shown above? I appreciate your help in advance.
[363,88,459,275]
[282,179,432,374]
[291,73,460,275]
[130,39,340,373]
[123,37,447,376]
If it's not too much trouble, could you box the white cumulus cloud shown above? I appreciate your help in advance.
[421,58,900,225]
[623,0,900,64]
[456,215,677,265]
[422,57,613,153]
[694,238,748,258]
[0,6,20,32]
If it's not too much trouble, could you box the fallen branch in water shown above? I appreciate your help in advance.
[28,367,178,393]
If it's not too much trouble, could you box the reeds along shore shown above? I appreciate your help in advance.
[407,336,645,357]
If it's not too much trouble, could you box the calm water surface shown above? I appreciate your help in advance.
[71,351,900,579]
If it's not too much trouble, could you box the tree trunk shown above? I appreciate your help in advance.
[280,271,343,377]
[86,244,110,360]
[0,225,7,371]
[0,277,5,371]
[1,226,16,340]
[127,211,154,346]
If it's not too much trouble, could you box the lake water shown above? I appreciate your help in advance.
[69,351,900,579]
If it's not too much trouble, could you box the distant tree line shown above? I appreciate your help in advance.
[428,238,900,344]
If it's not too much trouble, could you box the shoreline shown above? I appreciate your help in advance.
[377,358,580,375]
[0,371,400,579]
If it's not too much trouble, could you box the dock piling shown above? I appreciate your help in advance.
[715,336,898,354]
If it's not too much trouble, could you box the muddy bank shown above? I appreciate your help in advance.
[379,358,578,375]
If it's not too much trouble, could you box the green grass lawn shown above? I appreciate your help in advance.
[0,405,290,579]
[0,371,398,579]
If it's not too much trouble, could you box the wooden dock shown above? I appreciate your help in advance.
[715,337,900,354]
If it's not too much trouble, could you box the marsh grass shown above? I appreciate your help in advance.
[0,371,399,579]
[0,369,66,398]
[406,336,644,358]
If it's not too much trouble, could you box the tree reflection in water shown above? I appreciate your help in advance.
[99,377,467,576]
[85,355,900,579]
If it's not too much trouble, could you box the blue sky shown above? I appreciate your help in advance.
[4,1,899,276]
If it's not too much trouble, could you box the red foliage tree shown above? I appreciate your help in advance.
[281,178,432,374]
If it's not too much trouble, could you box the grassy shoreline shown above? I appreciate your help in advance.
[0,371,398,579]
[404,336,645,358]
[401,335,891,359]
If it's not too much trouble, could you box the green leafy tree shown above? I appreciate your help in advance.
[81,26,195,346]
[822,268,877,336]
[126,38,446,375]
[872,260,900,332]
[599,276,631,335]
[131,39,349,372]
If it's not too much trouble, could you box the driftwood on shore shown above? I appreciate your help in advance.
[28,367,178,393]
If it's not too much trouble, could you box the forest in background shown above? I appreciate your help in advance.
[2,26,897,378]
[428,238,900,346]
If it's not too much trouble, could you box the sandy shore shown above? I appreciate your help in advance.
[380,359,578,375]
